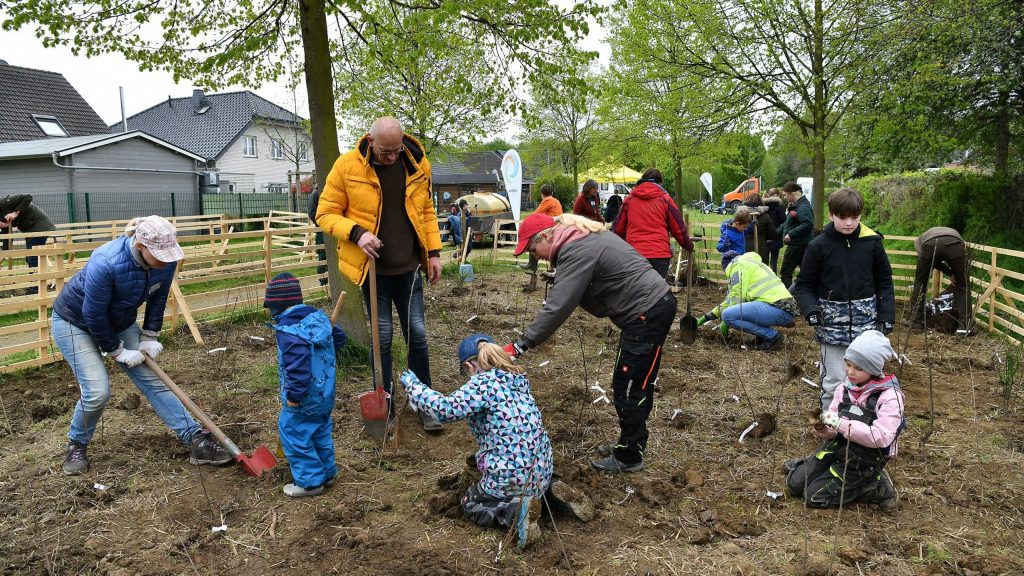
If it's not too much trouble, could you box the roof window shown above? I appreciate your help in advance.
[32,115,69,137]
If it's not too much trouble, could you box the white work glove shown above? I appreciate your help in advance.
[820,411,841,429]
[138,332,163,359]
[115,349,145,368]
[399,369,421,389]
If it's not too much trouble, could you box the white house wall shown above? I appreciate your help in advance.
[215,122,315,194]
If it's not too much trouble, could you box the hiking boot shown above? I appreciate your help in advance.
[189,431,233,465]
[63,440,89,476]
[782,458,802,474]
[545,480,595,522]
[283,483,325,498]
[752,333,784,351]
[515,496,542,549]
[421,413,443,432]
[874,469,898,511]
[590,455,644,474]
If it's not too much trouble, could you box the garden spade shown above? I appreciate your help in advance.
[458,227,474,282]
[669,252,686,293]
[679,250,699,344]
[359,258,391,442]
[143,357,277,477]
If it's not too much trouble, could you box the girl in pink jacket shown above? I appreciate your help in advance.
[784,330,905,511]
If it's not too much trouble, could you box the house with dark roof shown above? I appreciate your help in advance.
[431,151,535,209]
[115,90,314,194]
[0,131,208,224]
[0,61,111,143]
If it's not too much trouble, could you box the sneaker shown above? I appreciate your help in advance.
[515,496,542,549]
[752,333,784,351]
[283,483,325,498]
[63,440,89,476]
[421,413,443,432]
[189,431,233,465]
[590,455,644,474]
[875,469,898,511]
[545,481,595,522]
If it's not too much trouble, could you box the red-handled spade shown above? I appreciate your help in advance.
[358,258,391,442]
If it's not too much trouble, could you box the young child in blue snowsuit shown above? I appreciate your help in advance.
[718,206,751,269]
[399,333,554,549]
[265,272,346,498]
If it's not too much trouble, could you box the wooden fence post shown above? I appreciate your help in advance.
[36,251,51,363]
[989,247,998,330]
[264,218,273,283]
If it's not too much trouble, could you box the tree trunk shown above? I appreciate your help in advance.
[993,89,1010,175]
[810,0,826,231]
[299,0,369,345]
[812,136,826,232]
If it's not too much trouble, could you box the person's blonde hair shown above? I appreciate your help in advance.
[555,213,605,233]
[473,342,524,374]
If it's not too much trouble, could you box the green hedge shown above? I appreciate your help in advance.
[850,170,1020,250]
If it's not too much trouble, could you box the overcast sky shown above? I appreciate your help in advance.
[0,27,307,126]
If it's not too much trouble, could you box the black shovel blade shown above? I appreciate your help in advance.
[679,314,699,344]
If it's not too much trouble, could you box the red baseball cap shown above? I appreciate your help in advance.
[513,213,556,257]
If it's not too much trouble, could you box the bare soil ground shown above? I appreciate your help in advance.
[1,267,1022,575]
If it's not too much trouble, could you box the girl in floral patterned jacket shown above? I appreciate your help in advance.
[400,333,553,548]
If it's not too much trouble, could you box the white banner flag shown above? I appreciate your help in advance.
[501,150,523,221]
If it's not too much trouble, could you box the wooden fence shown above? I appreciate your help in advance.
[480,219,1024,341]
[4,213,1022,373]
[0,211,323,373]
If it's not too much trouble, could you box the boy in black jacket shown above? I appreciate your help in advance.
[790,188,895,411]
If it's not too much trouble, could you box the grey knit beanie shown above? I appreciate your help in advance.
[844,330,895,377]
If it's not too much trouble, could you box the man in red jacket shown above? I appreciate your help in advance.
[612,168,693,278]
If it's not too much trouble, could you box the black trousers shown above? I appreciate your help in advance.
[911,239,969,329]
[647,257,671,279]
[779,243,808,288]
[611,293,677,465]
[786,437,886,509]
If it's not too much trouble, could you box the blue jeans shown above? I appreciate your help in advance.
[52,312,201,445]
[361,269,432,392]
[447,215,462,246]
[25,236,48,269]
[721,301,794,340]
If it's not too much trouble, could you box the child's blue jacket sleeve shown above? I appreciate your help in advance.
[400,371,488,423]
[332,325,347,352]
[279,332,312,403]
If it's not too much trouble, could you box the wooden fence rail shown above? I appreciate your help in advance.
[4,214,1022,373]
[0,212,322,373]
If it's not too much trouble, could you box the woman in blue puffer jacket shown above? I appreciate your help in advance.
[52,215,231,476]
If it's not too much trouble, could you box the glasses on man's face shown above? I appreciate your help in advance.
[373,140,404,158]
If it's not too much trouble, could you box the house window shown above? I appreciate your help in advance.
[297,143,309,162]
[243,136,257,157]
[228,182,236,193]
[270,139,285,160]
[32,115,69,137]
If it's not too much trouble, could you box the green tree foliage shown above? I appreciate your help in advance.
[523,69,601,186]
[602,0,754,201]
[649,0,899,227]
[837,0,1023,176]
